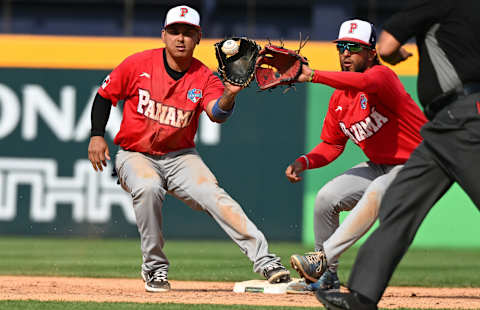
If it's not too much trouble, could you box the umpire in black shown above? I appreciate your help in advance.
[315,1,480,309]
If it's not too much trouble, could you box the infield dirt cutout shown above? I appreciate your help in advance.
[1,276,479,309]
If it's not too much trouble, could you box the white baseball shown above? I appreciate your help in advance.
[221,39,239,56]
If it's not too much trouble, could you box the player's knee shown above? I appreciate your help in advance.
[132,177,163,199]
[314,188,341,216]
[198,183,226,204]
[366,179,389,198]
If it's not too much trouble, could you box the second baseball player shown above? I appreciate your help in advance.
[285,19,427,293]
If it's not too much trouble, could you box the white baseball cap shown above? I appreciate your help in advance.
[164,5,201,29]
[333,19,376,47]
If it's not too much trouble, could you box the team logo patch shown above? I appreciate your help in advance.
[101,75,111,89]
[187,88,202,103]
[360,94,368,110]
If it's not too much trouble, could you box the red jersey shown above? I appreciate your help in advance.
[313,65,427,165]
[98,48,224,155]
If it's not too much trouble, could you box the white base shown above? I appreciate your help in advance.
[233,279,289,294]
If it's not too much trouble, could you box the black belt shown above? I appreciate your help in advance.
[425,82,480,120]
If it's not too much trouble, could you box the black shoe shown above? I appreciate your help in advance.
[262,262,291,283]
[141,269,171,292]
[315,290,377,310]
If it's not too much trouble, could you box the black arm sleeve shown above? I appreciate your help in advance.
[383,0,447,44]
[90,93,112,137]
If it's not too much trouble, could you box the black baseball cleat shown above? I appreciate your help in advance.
[141,269,171,292]
[262,262,291,284]
[315,290,378,310]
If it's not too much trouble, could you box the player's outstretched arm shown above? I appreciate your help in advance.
[205,83,242,123]
[297,63,315,83]
[88,136,111,172]
[222,81,243,96]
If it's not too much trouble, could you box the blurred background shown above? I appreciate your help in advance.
[0,0,478,248]
[1,0,403,39]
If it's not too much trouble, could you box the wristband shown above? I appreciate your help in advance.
[212,97,234,120]
[307,70,315,82]
[297,155,310,170]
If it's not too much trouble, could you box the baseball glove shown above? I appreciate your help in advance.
[255,44,309,91]
[214,37,261,87]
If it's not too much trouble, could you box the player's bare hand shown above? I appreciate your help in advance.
[285,161,305,183]
[297,64,314,83]
[88,136,111,172]
[393,47,413,64]
[380,47,413,65]
[223,81,243,95]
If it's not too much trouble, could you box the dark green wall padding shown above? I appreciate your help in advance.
[302,78,480,248]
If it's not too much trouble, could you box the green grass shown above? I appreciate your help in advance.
[0,237,478,286]
[338,247,480,288]
[0,301,458,310]
[0,237,479,310]
[0,237,306,281]
[0,300,314,310]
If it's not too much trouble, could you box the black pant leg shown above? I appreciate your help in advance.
[348,142,453,302]
[421,94,480,209]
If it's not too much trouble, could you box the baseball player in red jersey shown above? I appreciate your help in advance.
[87,5,290,292]
[285,19,427,293]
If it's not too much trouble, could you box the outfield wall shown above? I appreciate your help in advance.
[0,35,478,246]
[304,83,480,248]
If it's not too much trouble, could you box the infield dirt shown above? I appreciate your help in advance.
[0,276,479,309]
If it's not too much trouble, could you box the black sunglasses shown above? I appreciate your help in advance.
[336,42,369,54]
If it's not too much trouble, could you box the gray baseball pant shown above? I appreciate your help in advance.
[313,162,403,271]
[115,148,281,276]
